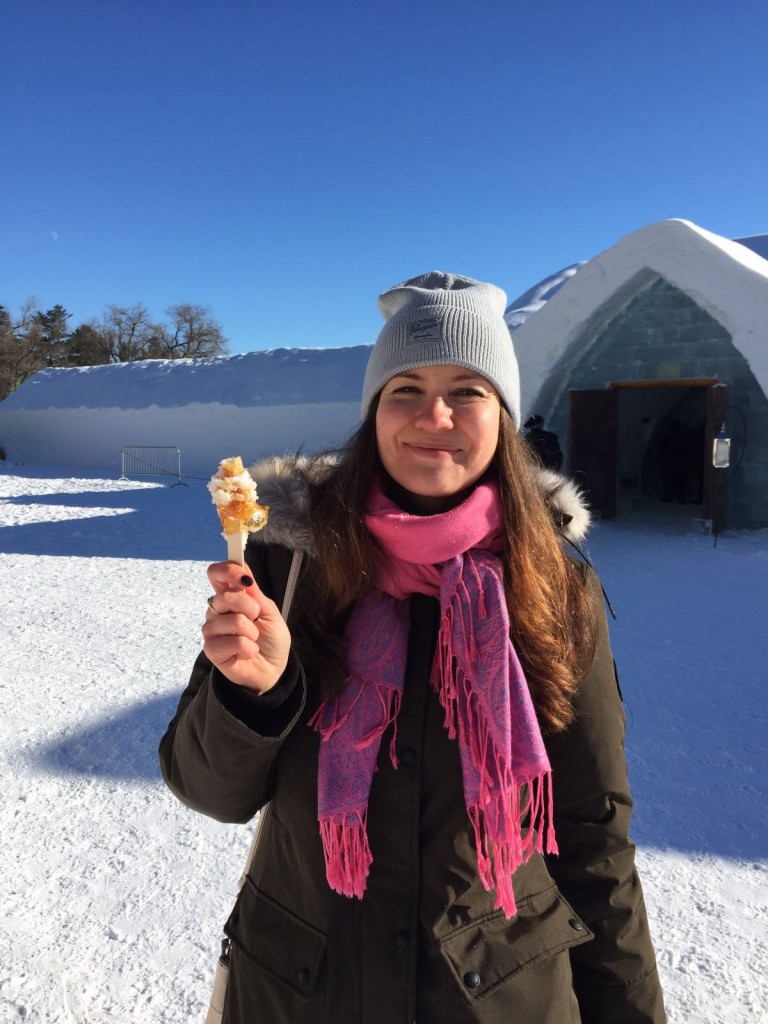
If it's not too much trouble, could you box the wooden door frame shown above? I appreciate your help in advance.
[703,382,729,535]
[568,378,727,529]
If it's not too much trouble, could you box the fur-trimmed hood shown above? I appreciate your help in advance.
[247,454,591,555]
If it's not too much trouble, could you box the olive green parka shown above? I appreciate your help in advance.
[159,458,665,1024]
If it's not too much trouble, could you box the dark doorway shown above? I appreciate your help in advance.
[568,380,728,531]
[567,389,619,518]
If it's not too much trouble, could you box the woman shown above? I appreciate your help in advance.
[160,272,666,1023]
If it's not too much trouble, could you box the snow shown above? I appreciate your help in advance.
[504,262,586,331]
[1,465,766,1022]
[735,234,768,262]
[504,231,768,332]
[0,346,372,411]
[0,348,372,476]
[511,218,768,417]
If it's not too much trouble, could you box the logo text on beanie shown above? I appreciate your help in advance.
[408,317,442,343]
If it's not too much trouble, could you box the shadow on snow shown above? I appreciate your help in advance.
[621,695,767,862]
[34,692,182,783]
[0,481,218,560]
[30,689,768,861]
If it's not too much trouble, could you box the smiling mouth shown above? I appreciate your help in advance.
[405,443,460,455]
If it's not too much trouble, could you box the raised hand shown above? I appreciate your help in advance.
[202,561,291,693]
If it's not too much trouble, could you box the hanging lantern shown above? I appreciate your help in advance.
[712,424,731,469]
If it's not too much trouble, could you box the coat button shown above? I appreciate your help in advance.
[395,930,409,951]
[463,971,481,989]
[399,747,417,766]
[568,918,585,931]
[298,968,310,986]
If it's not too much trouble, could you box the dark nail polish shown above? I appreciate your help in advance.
[240,575,254,587]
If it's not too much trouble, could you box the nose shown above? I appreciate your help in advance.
[413,395,453,430]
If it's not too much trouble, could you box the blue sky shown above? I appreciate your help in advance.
[2,0,766,355]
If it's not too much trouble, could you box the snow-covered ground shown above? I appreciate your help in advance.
[1,465,766,1023]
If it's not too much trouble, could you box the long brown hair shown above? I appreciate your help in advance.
[298,400,597,733]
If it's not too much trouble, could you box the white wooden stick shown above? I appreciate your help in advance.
[226,531,246,566]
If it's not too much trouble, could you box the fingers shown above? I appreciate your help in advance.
[203,583,264,653]
[206,586,261,622]
[202,559,292,692]
[204,630,261,668]
[207,560,263,598]
[206,559,287,625]
[202,605,264,676]
[202,598,260,638]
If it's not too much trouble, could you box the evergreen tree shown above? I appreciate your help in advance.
[66,323,111,366]
[34,304,71,366]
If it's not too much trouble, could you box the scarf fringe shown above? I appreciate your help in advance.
[318,812,373,899]
[467,767,559,916]
[309,682,402,766]
[309,679,403,770]
[311,679,402,894]
[308,682,365,739]
[431,584,557,919]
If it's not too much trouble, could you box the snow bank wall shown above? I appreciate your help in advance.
[0,345,371,476]
[0,401,362,477]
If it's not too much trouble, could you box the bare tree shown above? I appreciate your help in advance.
[154,304,228,359]
[99,303,160,362]
[0,300,46,400]
[90,303,226,361]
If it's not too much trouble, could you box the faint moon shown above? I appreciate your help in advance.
[50,231,59,241]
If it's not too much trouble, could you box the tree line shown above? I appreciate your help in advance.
[0,300,229,401]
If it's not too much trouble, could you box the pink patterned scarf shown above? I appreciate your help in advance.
[308,477,556,918]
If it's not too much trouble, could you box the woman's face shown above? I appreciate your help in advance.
[375,364,501,512]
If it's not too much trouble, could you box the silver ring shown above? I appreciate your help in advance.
[207,596,220,613]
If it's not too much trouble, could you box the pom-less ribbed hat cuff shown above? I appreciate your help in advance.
[362,315,520,424]
[362,271,520,426]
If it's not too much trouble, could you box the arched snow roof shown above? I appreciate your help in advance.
[511,218,768,416]
[504,263,586,331]
[505,232,768,334]
[2,345,372,411]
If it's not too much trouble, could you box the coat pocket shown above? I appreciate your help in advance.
[224,878,327,999]
[437,884,593,1002]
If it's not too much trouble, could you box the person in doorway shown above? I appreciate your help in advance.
[523,413,564,472]
[160,272,665,1023]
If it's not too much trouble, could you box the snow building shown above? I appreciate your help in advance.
[0,346,372,479]
[507,219,768,531]
[1,218,766,530]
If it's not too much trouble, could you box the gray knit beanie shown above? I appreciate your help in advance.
[361,271,520,426]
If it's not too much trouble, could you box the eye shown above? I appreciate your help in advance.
[389,384,421,394]
[453,387,486,398]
